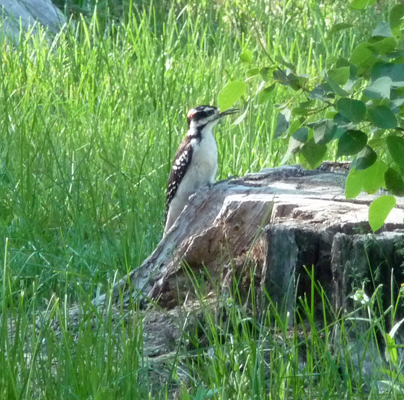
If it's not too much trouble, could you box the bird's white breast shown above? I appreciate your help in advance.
[176,131,218,200]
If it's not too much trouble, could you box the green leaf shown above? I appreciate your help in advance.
[345,167,363,198]
[335,59,359,91]
[240,49,253,63]
[328,67,350,86]
[288,119,302,138]
[247,68,259,77]
[260,67,272,81]
[373,22,393,38]
[327,54,338,67]
[281,127,308,164]
[362,160,387,194]
[350,0,377,10]
[363,77,392,99]
[295,75,309,88]
[368,195,396,232]
[337,130,367,157]
[355,145,377,171]
[390,4,404,38]
[298,100,315,109]
[273,69,303,90]
[371,63,404,87]
[291,127,309,146]
[293,100,316,116]
[330,23,353,34]
[386,135,404,169]
[310,84,335,102]
[386,50,404,59]
[368,106,397,129]
[350,42,373,66]
[335,127,346,140]
[337,98,366,123]
[218,81,246,112]
[300,139,327,169]
[336,57,358,77]
[390,97,404,111]
[275,55,296,72]
[385,168,404,196]
[350,42,377,74]
[368,37,396,55]
[334,113,353,129]
[334,116,353,129]
[351,0,366,8]
[326,76,349,97]
[274,108,291,139]
[258,84,276,104]
[273,69,291,84]
[336,57,357,70]
[313,119,337,144]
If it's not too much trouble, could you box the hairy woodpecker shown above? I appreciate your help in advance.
[164,105,238,233]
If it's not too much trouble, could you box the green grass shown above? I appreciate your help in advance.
[3,246,404,399]
[0,0,393,293]
[1,0,403,398]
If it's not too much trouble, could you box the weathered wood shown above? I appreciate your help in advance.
[331,231,404,312]
[85,163,404,315]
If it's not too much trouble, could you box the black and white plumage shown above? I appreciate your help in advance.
[164,105,238,233]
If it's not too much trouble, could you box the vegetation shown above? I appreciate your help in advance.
[216,2,404,231]
[0,0,403,398]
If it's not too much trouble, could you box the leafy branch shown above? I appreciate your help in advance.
[219,2,404,231]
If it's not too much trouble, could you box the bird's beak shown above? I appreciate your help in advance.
[218,108,239,118]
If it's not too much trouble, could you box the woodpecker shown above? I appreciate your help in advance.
[164,105,238,233]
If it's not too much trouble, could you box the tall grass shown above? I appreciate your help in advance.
[0,0,393,295]
[0,0,402,398]
[3,243,404,399]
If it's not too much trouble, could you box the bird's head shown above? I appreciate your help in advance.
[187,105,238,132]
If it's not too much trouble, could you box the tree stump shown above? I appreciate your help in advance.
[87,162,404,319]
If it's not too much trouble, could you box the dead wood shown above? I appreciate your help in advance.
[80,162,404,316]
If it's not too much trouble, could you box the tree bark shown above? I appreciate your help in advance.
[86,162,404,315]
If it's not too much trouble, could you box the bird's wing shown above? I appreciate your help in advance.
[165,138,194,225]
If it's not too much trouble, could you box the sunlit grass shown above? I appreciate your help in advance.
[2,237,404,399]
[0,0,402,398]
[0,0,392,291]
